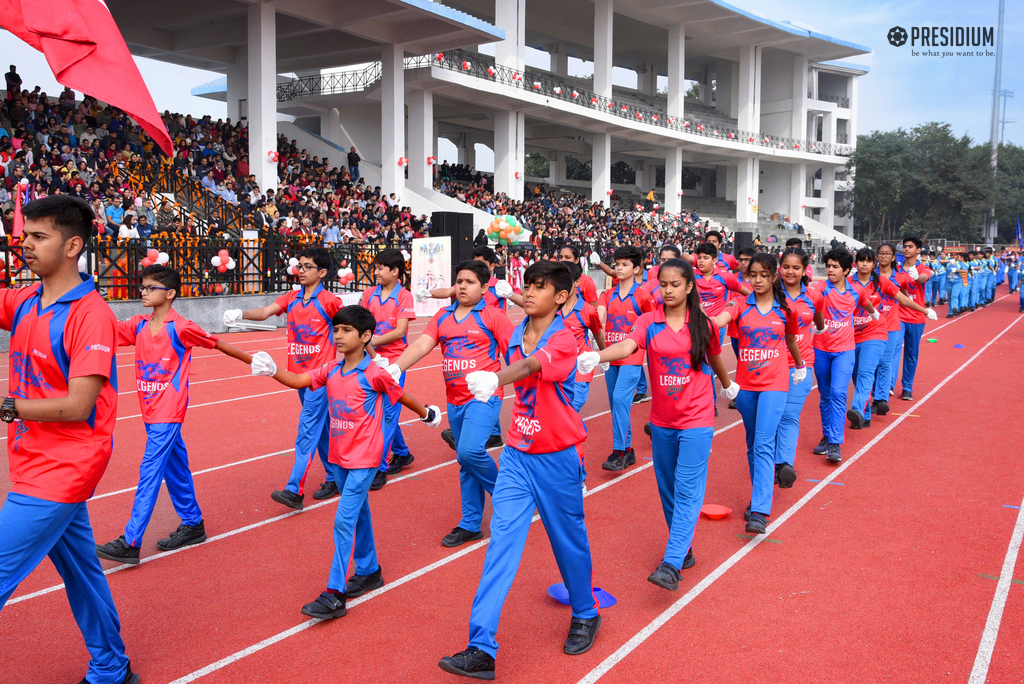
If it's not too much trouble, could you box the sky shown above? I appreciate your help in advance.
[0,0,1019,164]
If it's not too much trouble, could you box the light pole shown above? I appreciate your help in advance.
[987,0,1005,246]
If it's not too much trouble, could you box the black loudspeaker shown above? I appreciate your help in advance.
[733,231,753,252]
[432,212,475,271]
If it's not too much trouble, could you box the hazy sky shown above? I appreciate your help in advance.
[1,0,1019,152]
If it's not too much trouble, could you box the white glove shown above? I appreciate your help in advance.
[385,363,403,383]
[223,309,244,327]
[792,366,807,384]
[421,405,443,428]
[599,361,610,372]
[372,354,389,369]
[721,382,740,400]
[494,280,514,298]
[414,288,432,303]
[870,310,881,321]
[905,265,919,280]
[466,371,499,402]
[812,324,827,335]
[576,351,601,375]
[589,252,601,266]
[250,351,277,377]
[926,308,938,321]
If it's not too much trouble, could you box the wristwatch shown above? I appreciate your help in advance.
[0,397,17,423]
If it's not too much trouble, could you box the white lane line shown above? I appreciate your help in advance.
[166,416,744,683]
[969,491,1024,684]
[575,313,1023,684]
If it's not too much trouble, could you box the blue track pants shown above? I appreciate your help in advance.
[814,349,855,444]
[649,425,714,570]
[897,322,925,393]
[604,364,641,451]
[286,386,332,495]
[775,366,816,467]
[873,329,901,402]
[326,465,378,594]
[448,397,502,533]
[380,370,410,471]
[124,423,202,546]
[851,340,886,422]
[736,390,787,516]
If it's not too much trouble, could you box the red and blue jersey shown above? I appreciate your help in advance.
[811,281,872,353]
[784,285,824,368]
[641,266,664,306]
[726,273,750,340]
[721,295,799,392]
[308,354,405,469]
[483,276,518,313]
[424,299,513,405]
[717,252,740,273]
[896,261,932,324]
[499,316,587,454]
[0,275,118,503]
[275,284,343,373]
[360,284,417,361]
[117,309,218,423]
[561,297,603,382]
[627,309,720,430]
[578,273,598,304]
[695,271,744,317]
[877,269,913,332]
[598,282,654,365]
[848,276,892,343]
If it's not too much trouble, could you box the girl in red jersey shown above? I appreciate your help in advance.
[713,253,805,535]
[579,259,735,590]
[561,262,606,412]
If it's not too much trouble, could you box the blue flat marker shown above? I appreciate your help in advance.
[548,583,616,608]
[954,344,965,349]
[806,479,845,486]
[1005,504,1021,510]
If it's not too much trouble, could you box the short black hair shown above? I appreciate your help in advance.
[695,242,719,259]
[823,248,854,272]
[785,238,803,248]
[523,260,572,295]
[659,244,681,258]
[331,305,376,338]
[454,259,490,286]
[565,261,582,281]
[705,230,723,243]
[139,264,181,295]
[20,195,94,256]
[559,244,580,260]
[612,245,643,269]
[297,246,332,272]
[472,245,498,264]
[738,247,757,258]
[902,236,923,249]
[373,247,406,277]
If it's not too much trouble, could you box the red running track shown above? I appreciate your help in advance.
[1,300,1023,683]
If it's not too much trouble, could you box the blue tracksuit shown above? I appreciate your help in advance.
[776,366,816,466]
[736,390,787,516]
[649,425,715,569]
[874,329,902,402]
[379,370,411,471]
[815,349,856,444]
[286,385,332,494]
[851,340,886,421]
[326,465,379,593]
[447,396,502,533]
[605,364,642,451]
[124,423,202,546]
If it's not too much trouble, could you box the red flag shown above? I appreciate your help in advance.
[0,0,173,155]
[12,181,24,237]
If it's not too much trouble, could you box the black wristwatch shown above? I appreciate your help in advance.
[1,397,18,423]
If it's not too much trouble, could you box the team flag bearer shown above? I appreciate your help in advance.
[96,264,253,565]
[439,261,599,681]
[250,306,441,620]
[0,197,140,684]
[580,258,736,591]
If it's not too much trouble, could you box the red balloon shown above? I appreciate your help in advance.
[146,249,158,260]
[141,258,153,267]
[215,284,224,294]
[217,264,227,273]
[218,249,230,259]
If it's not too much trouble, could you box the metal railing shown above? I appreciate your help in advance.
[817,94,850,108]
[276,55,435,101]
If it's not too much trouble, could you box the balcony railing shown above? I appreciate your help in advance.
[817,93,850,108]
[836,133,849,144]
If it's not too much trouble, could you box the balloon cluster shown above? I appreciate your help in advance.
[211,249,235,273]
[268,150,280,162]
[141,249,170,268]
[487,215,523,245]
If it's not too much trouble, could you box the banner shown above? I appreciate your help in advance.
[411,235,451,318]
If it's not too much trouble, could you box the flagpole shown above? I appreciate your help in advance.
[987,0,1005,246]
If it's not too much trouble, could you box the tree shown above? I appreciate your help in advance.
[525,151,550,179]
[995,142,1024,245]
[565,155,592,181]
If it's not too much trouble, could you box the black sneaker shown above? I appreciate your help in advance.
[743,503,752,521]
[271,489,304,510]
[847,408,864,430]
[564,614,602,655]
[442,527,484,548]
[647,563,681,591]
[623,448,637,468]
[95,536,140,565]
[901,390,913,401]
[1019,307,1024,313]
[602,450,626,471]
[826,443,842,464]
[442,428,457,452]
[728,399,737,410]
[485,434,504,450]
[438,647,495,680]
[643,422,651,437]
[156,521,207,551]
[745,512,767,535]
[301,591,347,619]
[862,420,872,428]
[946,313,954,318]
[774,465,780,486]
[682,547,696,570]
[312,481,338,500]
[387,452,415,475]
[632,393,649,404]
[812,437,830,455]
[715,406,719,417]
[78,661,139,684]
[346,567,383,598]
[874,400,890,416]
[370,470,387,491]
[777,463,797,489]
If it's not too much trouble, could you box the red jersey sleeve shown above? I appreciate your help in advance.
[784,308,800,335]
[274,292,294,313]
[580,276,597,303]
[484,306,514,336]
[720,299,740,324]
[625,312,653,349]
[321,291,344,318]
[368,364,405,404]
[177,318,219,350]
[116,316,143,347]
[809,287,825,313]
[423,309,443,341]
[597,289,611,310]
[534,329,577,383]
[308,360,337,390]
[856,288,876,309]
[66,300,117,380]
[723,273,743,292]
[396,289,417,320]
[583,304,602,332]
[359,290,371,308]
[707,317,723,355]
[636,287,655,313]
[0,287,26,330]
[722,253,740,271]
[497,326,513,357]
[877,276,901,299]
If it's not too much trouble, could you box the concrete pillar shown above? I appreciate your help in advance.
[634,160,645,193]
[495,0,525,71]
[591,132,611,203]
[736,156,759,224]
[820,164,835,229]
[380,43,405,194]
[791,55,807,141]
[407,90,433,188]
[319,108,341,146]
[546,151,558,185]
[594,0,613,99]
[716,59,739,119]
[848,76,859,145]
[494,110,524,200]
[667,24,685,119]
[699,66,713,105]
[716,165,728,198]
[551,44,569,77]
[725,166,737,202]
[247,2,277,193]
[789,163,805,223]
[822,111,835,145]
[638,64,657,96]
[226,53,247,123]
[466,143,477,171]
[665,147,683,214]
[737,45,761,133]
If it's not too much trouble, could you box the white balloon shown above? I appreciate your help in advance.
[288,257,299,267]
[211,256,222,267]
[78,255,87,272]
[226,258,236,269]
[157,252,170,265]
[292,283,301,291]
[338,268,345,278]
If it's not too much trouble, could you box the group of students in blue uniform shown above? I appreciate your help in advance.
[0,195,1012,683]
[916,248,1022,316]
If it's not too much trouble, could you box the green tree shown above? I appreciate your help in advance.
[994,142,1024,245]
[525,151,550,178]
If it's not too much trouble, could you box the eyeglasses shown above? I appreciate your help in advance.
[139,285,171,294]
[295,263,321,272]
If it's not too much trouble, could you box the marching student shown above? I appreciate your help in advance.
[592,247,653,402]
[891,237,932,401]
[360,248,418,489]
[873,244,913,415]
[249,306,441,620]
[597,245,655,472]
[558,245,599,306]
[640,244,684,306]
[224,247,344,509]
[95,264,253,565]
[438,261,599,680]
[561,262,606,412]
[809,249,878,464]
[945,252,967,318]
[726,247,756,357]
[713,253,805,535]
[847,249,936,431]
[0,196,140,684]
[391,260,513,548]
[579,258,736,590]
[774,249,824,488]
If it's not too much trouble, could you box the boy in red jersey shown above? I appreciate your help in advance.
[360,248,418,489]
[892,236,933,401]
[562,262,606,411]
[224,247,344,509]
[95,265,253,565]
[0,196,140,684]
[438,261,598,681]
[250,306,441,620]
[558,245,599,305]
[392,260,513,547]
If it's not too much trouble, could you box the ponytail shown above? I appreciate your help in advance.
[659,258,711,370]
